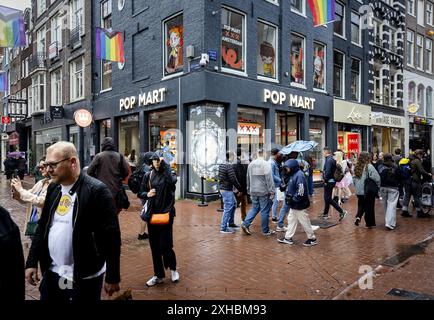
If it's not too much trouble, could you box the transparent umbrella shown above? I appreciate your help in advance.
[280,140,318,155]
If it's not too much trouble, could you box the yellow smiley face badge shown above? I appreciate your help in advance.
[56,195,73,216]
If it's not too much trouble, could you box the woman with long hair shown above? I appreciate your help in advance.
[139,152,179,286]
[353,152,381,228]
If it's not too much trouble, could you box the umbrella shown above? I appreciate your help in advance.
[280,140,318,155]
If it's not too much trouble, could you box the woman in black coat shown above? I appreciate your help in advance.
[139,152,179,287]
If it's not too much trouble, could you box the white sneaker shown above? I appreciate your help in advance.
[312,225,320,231]
[276,226,287,232]
[171,270,180,282]
[146,276,164,287]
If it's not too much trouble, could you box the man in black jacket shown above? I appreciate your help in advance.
[320,147,347,221]
[219,151,242,234]
[233,149,248,221]
[25,141,121,301]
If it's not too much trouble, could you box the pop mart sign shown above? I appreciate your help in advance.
[263,89,316,110]
[119,88,167,111]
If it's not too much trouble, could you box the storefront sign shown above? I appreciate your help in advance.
[371,114,406,128]
[74,109,93,127]
[333,100,371,126]
[238,123,260,135]
[119,88,167,111]
[407,103,419,114]
[412,116,432,125]
[1,116,11,124]
[8,98,27,104]
[263,89,316,110]
[346,133,360,154]
[50,106,64,119]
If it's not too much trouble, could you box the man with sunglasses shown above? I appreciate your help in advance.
[25,141,121,301]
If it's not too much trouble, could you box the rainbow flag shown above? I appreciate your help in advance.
[307,0,335,27]
[96,27,125,63]
[0,72,8,92]
[0,5,26,48]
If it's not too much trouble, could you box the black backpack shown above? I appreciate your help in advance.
[334,163,345,182]
[128,165,146,194]
[364,167,379,197]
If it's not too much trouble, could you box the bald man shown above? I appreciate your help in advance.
[25,142,121,301]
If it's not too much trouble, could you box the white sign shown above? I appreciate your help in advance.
[119,88,167,111]
[263,89,316,110]
[333,99,371,126]
[372,114,406,128]
[347,106,363,123]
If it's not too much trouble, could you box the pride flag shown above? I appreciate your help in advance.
[96,27,125,63]
[0,72,8,92]
[0,5,26,48]
[307,0,336,27]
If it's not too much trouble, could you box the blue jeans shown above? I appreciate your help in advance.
[278,201,290,228]
[220,190,236,231]
[271,188,279,219]
[243,195,273,233]
[308,174,314,196]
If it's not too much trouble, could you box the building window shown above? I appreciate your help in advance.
[275,112,299,147]
[70,56,84,102]
[257,21,277,80]
[416,34,424,69]
[265,0,279,5]
[373,20,382,46]
[238,107,265,160]
[221,7,246,74]
[418,0,425,25]
[37,0,46,17]
[334,1,345,37]
[407,30,414,66]
[418,84,425,115]
[426,87,433,117]
[373,59,382,104]
[51,14,62,48]
[409,81,416,104]
[37,27,46,55]
[99,119,112,147]
[351,58,361,102]
[408,0,415,15]
[291,33,305,86]
[101,0,113,90]
[333,50,344,98]
[426,38,433,72]
[389,65,398,107]
[119,114,140,160]
[351,11,361,45]
[313,42,326,91]
[390,27,397,52]
[51,69,62,106]
[164,13,183,77]
[31,73,46,112]
[291,0,305,15]
[427,1,434,25]
[71,0,84,35]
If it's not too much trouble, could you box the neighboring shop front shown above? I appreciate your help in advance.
[371,112,406,154]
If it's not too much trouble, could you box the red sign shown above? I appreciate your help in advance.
[338,135,344,146]
[346,133,360,154]
[1,116,10,124]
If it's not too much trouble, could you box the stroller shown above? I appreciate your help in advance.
[420,182,434,214]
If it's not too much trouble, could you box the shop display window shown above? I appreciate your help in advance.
[275,112,298,147]
[164,13,183,76]
[237,107,265,162]
[119,114,140,158]
[309,117,326,182]
[221,8,245,73]
[257,21,277,80]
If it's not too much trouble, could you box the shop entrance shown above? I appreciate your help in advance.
[337,124,366,157]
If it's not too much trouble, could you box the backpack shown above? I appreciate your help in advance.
[334,163,345,182]
[128,165,146,194]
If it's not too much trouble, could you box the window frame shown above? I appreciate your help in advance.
[37,0,46,17]
[427,1,434,26]
[290,0,306,17]
[407,30,415,67]
[351,57,361,103]
[51,68,62,106]
[36,26,46,55]
[257,19,279,83]
[416,34,424,70]
[51,14,62,49]
[408,0,416,16]
[221,6,248,77]
[426,38,433,73]
[333,49,345,99]
[162,12,184,80]
[290,32,306,89]
[334,1,346,39]
[350,10,362,46]
[70,0,85,36]
[31,73,46,113]
[372,59,383,104]
[313,41,327,92]
[70,56,84,102]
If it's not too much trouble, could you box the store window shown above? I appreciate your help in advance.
[35,127,62,164]
[188,104,226,194]
[257,21,277,80]
[291,33,305,86]
[351,11,361,45]
[149,108,178,172]
[68,125,80,154]
[118,115,140,158]
[99,119,112,147]
[309,117,326,182]
[334,1,345,37]
[338,124,366,156]
[164,13,183,77]
[410,123,431,152]
[333,50,344,98]
[313,42,326,91]
[275,112,298,147]
[351,57,361,102]
[373,127,404,154]
[238,107,266,162]
[221,8,246,74]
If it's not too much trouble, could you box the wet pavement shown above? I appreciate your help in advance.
[1,175,433,300]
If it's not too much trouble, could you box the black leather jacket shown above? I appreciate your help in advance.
[25,173,121,284]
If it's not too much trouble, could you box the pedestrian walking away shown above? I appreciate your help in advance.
[353,152,381,228]
[277,159,317,247]
[269,148,282,223]
[25,141,121,301]
[241,149,276,236]
[233,149,249,222]
[139,152,179,287]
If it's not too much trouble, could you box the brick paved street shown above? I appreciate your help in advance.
[1,175,433,300]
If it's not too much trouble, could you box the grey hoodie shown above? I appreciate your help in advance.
[353,164,381,196]
[247,157,275,197]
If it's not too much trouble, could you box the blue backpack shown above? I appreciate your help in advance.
[399,163,412,181]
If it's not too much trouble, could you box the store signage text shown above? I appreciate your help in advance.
[74,109,93,127]
[119,88,167,111]
[347,107,363,123]
[372,114,406,128]
[263,89,315,110]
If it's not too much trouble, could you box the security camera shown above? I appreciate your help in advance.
[199,53,209,67]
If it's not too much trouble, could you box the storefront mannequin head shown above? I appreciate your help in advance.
[44,142,80,185]
[323,147,332,158]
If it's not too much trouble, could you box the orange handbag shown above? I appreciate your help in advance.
[150,212,170,225]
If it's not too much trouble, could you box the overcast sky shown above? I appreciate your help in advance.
[1,0,31,12]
